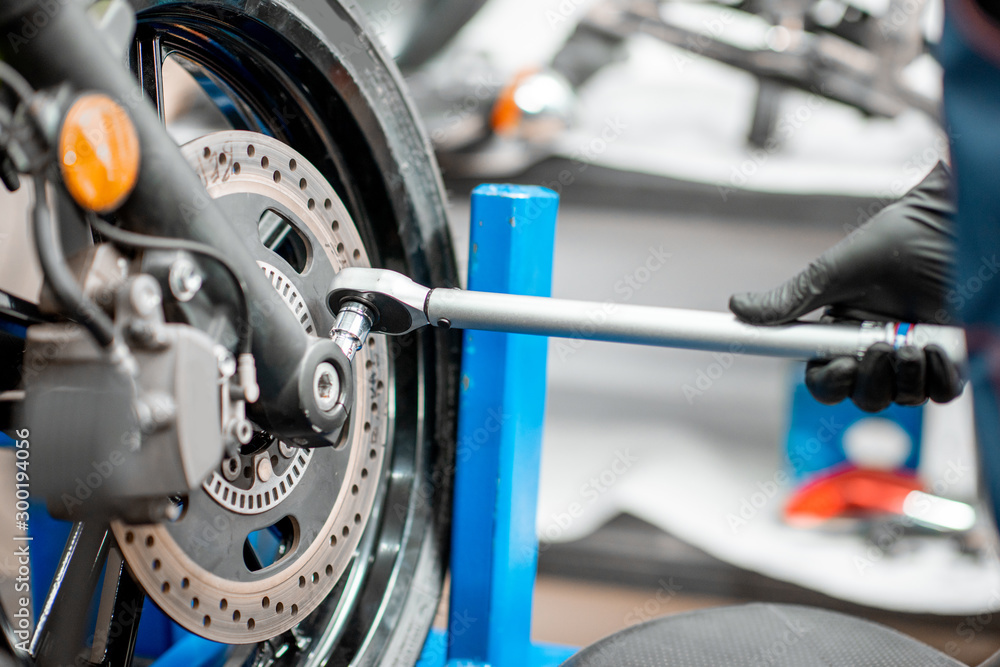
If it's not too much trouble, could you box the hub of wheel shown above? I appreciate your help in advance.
[111,131,390,643]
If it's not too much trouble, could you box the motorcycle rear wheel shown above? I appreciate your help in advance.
[21,1,459,665]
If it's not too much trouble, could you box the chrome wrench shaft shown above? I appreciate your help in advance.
[327,268,966,363]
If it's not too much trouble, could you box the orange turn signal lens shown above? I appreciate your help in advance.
[58,93,140,213]
[490,68,538,136]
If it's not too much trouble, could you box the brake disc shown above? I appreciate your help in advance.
[111,131,390,643]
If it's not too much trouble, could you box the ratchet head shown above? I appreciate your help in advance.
[327,268,431,335]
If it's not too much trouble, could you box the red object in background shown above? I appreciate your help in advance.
[784,466,925,525]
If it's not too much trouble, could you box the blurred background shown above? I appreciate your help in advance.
[163,0,1000,662]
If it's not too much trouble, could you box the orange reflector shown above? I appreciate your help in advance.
[59,94,140,213]
[490,68,538,136]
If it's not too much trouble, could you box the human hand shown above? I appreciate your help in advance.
[728,162,964,411]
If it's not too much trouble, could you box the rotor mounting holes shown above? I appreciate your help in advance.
[275,602,284,613]
[181,577,190,589]
[260,156,269,168]
[232,610,241,622]
[298,575,306,588]
[262,596,269,609]
[220,599,228,611]
[152,559,161,571]
[324,198,332,210]
[145,536,154,547]
[299,178,307,191]
[202,616,211,627]
[247,145,255,157]
[326,564,333,576]
[352,249,361,261]
[273,170,281,184]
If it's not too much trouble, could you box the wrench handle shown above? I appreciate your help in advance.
[425,289,966,363]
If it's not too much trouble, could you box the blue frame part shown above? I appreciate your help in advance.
[785,372,923,483]
[440,184,574,667]
[0,320,26,338]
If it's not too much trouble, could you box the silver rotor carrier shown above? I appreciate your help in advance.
[202,262,315,516]
[259,261,317,336]
[111,131,390,644]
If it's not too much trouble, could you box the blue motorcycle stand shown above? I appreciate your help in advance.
[417,184,575,667]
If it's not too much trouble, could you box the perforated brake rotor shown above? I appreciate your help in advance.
[111,131,390,643]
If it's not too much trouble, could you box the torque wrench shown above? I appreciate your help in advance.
[326,268,966,363]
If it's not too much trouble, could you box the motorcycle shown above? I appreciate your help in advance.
[0,1,460,665]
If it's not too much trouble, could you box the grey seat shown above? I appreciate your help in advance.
[561,603,964,666]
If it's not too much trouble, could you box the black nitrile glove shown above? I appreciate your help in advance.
[728,162,964,412]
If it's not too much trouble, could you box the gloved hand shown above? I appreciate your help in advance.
[729,161,964,412]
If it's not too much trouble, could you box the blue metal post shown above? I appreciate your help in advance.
[447,185,561,667]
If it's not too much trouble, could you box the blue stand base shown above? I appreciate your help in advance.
[419,629,576,667]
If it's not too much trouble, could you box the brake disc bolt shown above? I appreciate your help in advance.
[313,361,340,413]
[168,256,203,302]
[222,455,241,482]
[279,441,295,458]
[256,455,273,483]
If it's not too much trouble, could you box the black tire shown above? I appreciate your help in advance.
[128,1,460,665]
